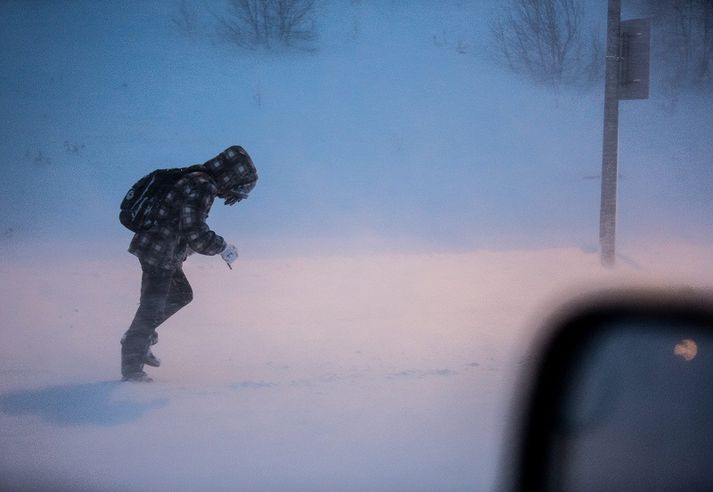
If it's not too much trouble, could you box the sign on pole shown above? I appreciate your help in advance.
[619,18,651,100]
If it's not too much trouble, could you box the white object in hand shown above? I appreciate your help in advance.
[221,243,238,266]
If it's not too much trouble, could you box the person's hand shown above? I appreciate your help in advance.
[221,243,238,267]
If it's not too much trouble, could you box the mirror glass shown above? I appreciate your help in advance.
[551,319,713,490]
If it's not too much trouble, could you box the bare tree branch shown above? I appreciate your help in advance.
[172,0,198,37]
[217,0,319,51]
[490,0,601,90]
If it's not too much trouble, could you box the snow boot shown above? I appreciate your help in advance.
[121,333,150,380]
[122,371,153,383]
[144,347,161,367]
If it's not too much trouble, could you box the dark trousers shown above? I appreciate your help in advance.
[121,261,193,376]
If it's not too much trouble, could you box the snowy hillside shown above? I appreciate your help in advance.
[1,1,712,253]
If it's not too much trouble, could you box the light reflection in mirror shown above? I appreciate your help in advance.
[674,338,698,361]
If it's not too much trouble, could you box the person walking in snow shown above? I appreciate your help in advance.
[121,146,258,382]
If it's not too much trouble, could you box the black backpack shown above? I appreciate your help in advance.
[119,167,190,232]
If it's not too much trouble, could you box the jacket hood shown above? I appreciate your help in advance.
[203,146,258,193]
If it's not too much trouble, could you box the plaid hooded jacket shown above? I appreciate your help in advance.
[128,146,257,270]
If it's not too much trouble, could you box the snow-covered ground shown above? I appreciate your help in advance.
[2,243,712,491]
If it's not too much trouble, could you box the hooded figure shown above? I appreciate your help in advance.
[205,145,258,205]
[121,146,258,382]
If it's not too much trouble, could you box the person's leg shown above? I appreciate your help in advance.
[121,263,174,379]
[160,268,193,325]
[143,268,193,368]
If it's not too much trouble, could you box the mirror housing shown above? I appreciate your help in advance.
[502,288,713,491]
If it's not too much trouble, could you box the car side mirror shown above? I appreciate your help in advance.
[502,288,713,491]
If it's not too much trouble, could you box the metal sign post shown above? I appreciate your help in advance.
[599,0,650,267]
[599,0,622,267]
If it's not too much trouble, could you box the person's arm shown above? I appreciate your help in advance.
[179,175,226,256]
